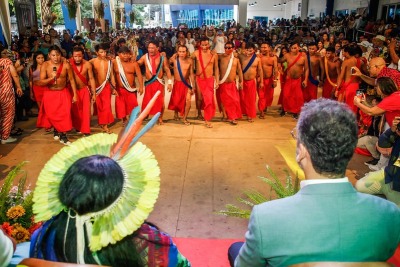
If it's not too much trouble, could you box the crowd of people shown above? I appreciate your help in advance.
[1,13,400,266]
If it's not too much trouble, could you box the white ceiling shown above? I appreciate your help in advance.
[124,0,239,4]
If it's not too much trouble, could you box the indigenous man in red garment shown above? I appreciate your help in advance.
[321,47,341,99]
[137,41,172,125]
[238,42,263,122]
[37,45,77,145]
[90,43,117,133]
[168,45,195,126]
[258,42,278,118]
[304,42,324,102]
[113,46,143,126]
[336,45,363,114]
[69,46,96,136]
[191,37,219,128]
[279,42,308,119]
[218,43,243,125]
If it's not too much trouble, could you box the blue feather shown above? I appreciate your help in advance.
[124,107,141,134]
[129,112,161,147]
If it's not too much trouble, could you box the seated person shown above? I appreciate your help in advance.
[356,117,400,206]
[0,226,15,267]
[229,98,400,267]
[29,102,190,266]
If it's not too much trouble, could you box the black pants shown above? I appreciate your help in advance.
[15,89,33,119]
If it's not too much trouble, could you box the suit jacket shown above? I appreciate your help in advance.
[235,182,400,267]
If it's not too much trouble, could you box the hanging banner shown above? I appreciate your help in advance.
[14,0,38,35]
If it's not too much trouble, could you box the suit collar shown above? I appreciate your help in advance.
[299,182,356,195]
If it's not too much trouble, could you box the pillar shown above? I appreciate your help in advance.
[325,0,334,16]
[301,0,308,19]
[238,0,247,27]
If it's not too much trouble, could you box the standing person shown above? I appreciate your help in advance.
[321,47,341,99]
[228,98,400,267]
[113,46,143,126]
[191,37,219,128]
[218,43,243,125]
[29,51,46,110]
[238,42,263,122]
[90,43,117,133]
[168,45,195,126]
[258,42,278,118]
[36,45,77,145]
[304,42,324,103]
[335,45,363,114]
[279,42,308,119]
[69,46,96,136]
[213,30,227,54]
[185,32,196,55]
[0,48,23,144]
[137,41,173,125]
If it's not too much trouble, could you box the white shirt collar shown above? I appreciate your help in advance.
[300,177,349,188]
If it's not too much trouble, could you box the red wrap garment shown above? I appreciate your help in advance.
[303,82,318,103]
[142,80,164,115]
[37,88,72,132]
[239,79,257,118]
[71,87,91,134]
[168,80,189,116]
[196,76,215,121]
[322,79,337,99]
[219,81,242,121]
[95,83,114,125]
[116,87,138,119]
[282,77,304,114]
[258,77,274,111]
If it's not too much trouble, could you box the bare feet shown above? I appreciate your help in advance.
[196,114,205,121]
[183,120,191,126]
[229,120,238,125]
[158,118,164,125]
[205,122,213,128]
[247,118,254,123]
[101,125,112,134]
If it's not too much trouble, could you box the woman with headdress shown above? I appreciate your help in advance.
[28,95,191,266]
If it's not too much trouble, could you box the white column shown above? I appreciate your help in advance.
[301,0,309,19]
[76,1,82,32]
[238,0,248,27]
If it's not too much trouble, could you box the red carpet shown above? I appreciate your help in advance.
[173,238,400,267]
[173,237,243,267]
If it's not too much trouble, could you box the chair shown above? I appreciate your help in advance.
[18,258,110,267]
[289,262,394,267]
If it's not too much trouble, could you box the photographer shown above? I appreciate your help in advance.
[356,116,400,206]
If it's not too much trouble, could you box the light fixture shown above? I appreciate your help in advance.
[249,1,258,6]
[273,4,277,7]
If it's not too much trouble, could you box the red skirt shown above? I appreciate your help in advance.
[240,79,257,118]
[168,81,189,116]
[282,77,303,114]
[258,77,274,111]
[343,81,359,114]
[219,82,242,120]
[95,83,114,125]
[196,76,215,121]
[71,87,91,134]
[322,79,337,99]
[116,87,138,119]
[303,82,318,103]
[142,80,164,115]
[33,85,46,102]
[37,88,72,132]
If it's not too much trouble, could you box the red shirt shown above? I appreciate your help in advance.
[377,91,400,126]
[377,67,400,89]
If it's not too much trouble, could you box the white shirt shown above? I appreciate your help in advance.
[0,230,13,267]
[300,177,349,188]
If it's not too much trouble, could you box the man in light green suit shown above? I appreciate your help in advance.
[230,98,400,267]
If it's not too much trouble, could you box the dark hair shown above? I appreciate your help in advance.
[200,37,209,43]
[177,45,188,51]
[48,45,62,54]
[343,44,356,56]
[297,99,357,177]
[326,46,335,53]
[117,46,131,54]
[245,42,256,49]
[307,42,317,47]
[376,77,398,96]
[72,46,84,54]
[95,43,109,52]
[31,51,45,71]
[59,155,124,214]
[117,38,126,45]
[148,41,159,47]
[38,155,144,265]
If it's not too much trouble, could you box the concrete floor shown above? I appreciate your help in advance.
[0,88,371,240]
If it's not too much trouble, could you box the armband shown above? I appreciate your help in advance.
[167,79,173,85]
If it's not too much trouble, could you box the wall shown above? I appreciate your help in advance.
[333,0,369,12]
[246,1,285,21]
[307,0,326,19]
